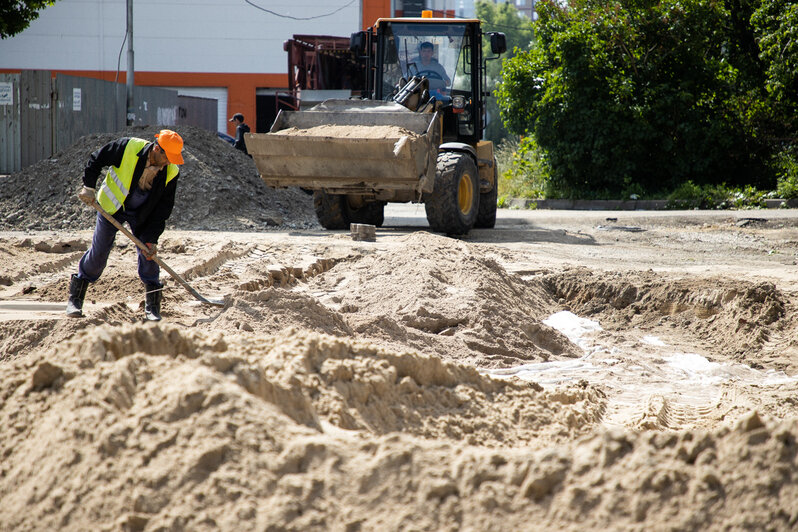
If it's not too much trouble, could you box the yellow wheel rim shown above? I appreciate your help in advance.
[458,172,474,215]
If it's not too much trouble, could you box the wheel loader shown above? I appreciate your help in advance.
[247,12,507,234]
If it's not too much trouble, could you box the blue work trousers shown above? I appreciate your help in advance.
[78,211,160,284]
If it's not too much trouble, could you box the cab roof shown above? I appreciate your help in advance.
[374,17,481,27]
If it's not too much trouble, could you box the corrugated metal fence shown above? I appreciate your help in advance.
[0,70,217,173]
[0,73,22,172]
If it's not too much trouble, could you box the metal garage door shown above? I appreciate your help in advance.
[166,87,228,133]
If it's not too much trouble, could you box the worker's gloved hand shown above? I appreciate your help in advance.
[78,186,95,205]
[144,243,157,260]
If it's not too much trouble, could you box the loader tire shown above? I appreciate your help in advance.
[425,152,479,235]
[313,191,349,230]
[346,200,385,227]
[475,160,498,228]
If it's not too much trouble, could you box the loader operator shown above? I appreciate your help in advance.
[414,41,450,93]
[65,130,185,322]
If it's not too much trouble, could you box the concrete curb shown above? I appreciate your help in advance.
[505,198,798,210]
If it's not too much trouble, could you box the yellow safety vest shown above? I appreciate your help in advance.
[97,138,179,214]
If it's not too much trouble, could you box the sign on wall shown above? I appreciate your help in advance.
[0,82,12,105]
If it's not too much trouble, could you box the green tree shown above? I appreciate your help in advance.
[1,1,58,39]
[752,0,798,112]
[751,0,798,189]
[496,0,777,199]
[474,0,535,143]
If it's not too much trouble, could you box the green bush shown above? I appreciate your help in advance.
[666,181,767,209]
[496,137,547,204]
[777,176,798,199]
[774,146,798,199]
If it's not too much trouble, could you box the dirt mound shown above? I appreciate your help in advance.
[2,232,583,371]
[0,237,87,288]
[0,302,141,362]
[0,325,599,531]
[304,232,579,368]
[1,324,795,531]
[0,125,318,232]
[199,289,355,337]
[543,268,791,367]
[6,206,798,530]
[276,124,421,139]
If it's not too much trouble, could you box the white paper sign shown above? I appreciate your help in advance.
[73,88,82,111]
[0,82,12,105]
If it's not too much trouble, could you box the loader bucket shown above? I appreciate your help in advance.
[246,100,441,194]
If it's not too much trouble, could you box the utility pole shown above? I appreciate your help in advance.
[126,0,134,126]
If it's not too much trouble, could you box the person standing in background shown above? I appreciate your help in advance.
[229,113,250,155]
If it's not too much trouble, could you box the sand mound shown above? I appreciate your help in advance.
[199,289,355,337]
[305,232,579,368]
[0,302,141,361]
[544,268,789,366]
[0,237,87,288]
[276,124,421,139]
[0,125,318,232]
[1,324,795,531]
[2,233,585,372]
[0,324,600,531]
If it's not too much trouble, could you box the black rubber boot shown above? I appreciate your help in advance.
[144,282,163,321]
[65,274,89,317]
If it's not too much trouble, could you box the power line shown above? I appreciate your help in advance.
[244,0,357,20]
[244,1,531,33]
[429,10,535,33]
[115,31,127,85]
[480,20,535,32]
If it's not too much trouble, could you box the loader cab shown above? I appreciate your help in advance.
[361,18,495,146]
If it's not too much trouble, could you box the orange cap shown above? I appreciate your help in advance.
[154,129,184,165]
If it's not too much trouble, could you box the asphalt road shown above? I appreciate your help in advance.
[384,203,798,229]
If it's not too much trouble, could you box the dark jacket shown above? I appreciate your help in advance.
[234,122,250,154]
[83,137,179,244]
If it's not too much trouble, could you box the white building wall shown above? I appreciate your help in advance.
[425,0,475,18]
[0,0,362,74]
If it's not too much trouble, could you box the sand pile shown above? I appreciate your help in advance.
[275,124,421,139]
[303,232,579,368]
[0,236,88,288]
[1,232,585,372]
[1,324,796,532]
[0,302,139,363]
[200,289,355,337]
[0,125,318,232]
[543,269,789,367]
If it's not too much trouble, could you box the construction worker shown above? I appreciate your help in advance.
[229,112,250,155]
[65,129,185,321]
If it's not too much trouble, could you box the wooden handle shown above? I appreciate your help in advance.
[88,200,224,307]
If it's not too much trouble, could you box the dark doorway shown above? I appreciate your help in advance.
[256,93,295,133]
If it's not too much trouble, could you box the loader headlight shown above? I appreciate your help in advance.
[452,95,466,109]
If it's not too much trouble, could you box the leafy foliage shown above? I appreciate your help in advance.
[475,1,535,143]
[774,145,798,198]
[1,1,57,39]
[666,181,768,209]
[751,0,798,112]
[776,175,798,199]
[496,137,547,201]
[496,0,798,199]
